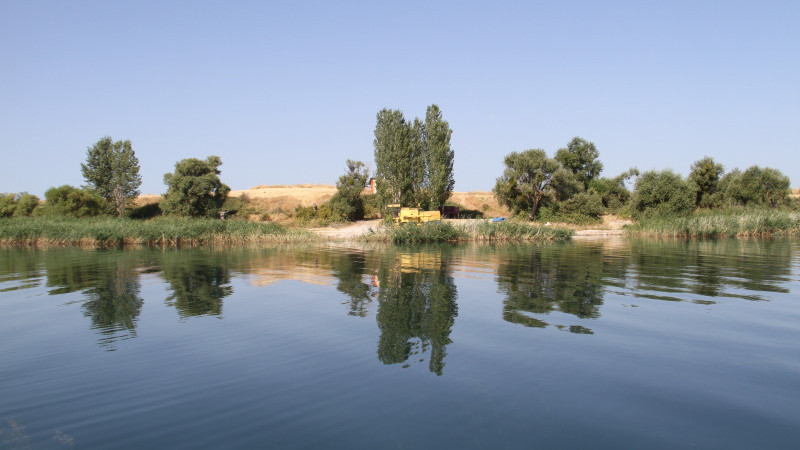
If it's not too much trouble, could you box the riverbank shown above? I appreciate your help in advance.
[626,210,800,238]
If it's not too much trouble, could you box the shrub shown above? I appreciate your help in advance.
[560,191,604,218]
[14,194,40,217]
[0,194,16,217]
[631,170,695,219]
[43,185,107,217]
[721,166,790,208]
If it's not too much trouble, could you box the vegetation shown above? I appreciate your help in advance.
[626,209,800,238]
[0,193,41,218]
[493,149,570,220]
[373,105,454,210]
[331,159,370,221]
[0,216,316,247]
[42,185,107,217]
[161,156,231,218]
[554,137,603,190]
[363,220,573,244]
[631,170,696,219]
[81,136,142,217]
[688,156,724,207]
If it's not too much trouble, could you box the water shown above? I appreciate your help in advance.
[1,239,799,449]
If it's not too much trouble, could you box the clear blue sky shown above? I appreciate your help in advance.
[2,0,798,197]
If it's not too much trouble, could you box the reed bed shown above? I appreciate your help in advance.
[363,220,573,244]
[0,217,318,247]
[626,210,800,238]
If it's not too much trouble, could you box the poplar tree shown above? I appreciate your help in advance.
[424,104,454,210]
[373,109,414,206]
[81,136,142,217]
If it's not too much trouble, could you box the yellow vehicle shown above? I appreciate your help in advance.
[386,204,442,224]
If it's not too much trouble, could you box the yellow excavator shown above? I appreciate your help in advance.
[386,204,441,224]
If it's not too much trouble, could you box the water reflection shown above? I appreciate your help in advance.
[374,247,458,375]
[0,239,795,359]
[496,244,605,333]
[160,251,233,318]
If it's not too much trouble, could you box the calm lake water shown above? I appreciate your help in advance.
[1,239,799,449]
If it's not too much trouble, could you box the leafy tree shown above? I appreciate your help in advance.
[0,194,15,217]
[688,156,724,207]
[559,191,604,219]
[43,185,107,217]
[493,149,566,219]
[14,193,40,217]
[81,136,142,217]
[554,137,603,190]
[331,159,370,221]
[161,156,231,218]
[373,109,415,206]
[631,170,696,218]
[589,168,639,211]
[721,165,790,207]
[423,104,455,210]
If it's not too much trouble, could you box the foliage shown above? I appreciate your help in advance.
[388,222,466,244]
[627,208,800,237]
[14,194,40,217]
[81,136,142,217]
[554,137,603,190]
[688,156,724,207]
[424,104,455,209]
[334,159,370,221]
[373,109,416,206]
[127,202,162,219]
[720,165,790,208]
[0,194,16,217]
[631,170,696,219]
[161,156,231,218]
[373,105,455,212]
[493,149,566,219]
[43,185,107,218]
[0,216,314,247]
[559,191,604,219]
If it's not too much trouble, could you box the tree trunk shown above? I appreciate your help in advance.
[529,195,541,220]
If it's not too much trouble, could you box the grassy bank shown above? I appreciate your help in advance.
[0,217,317,247]
[626,209,800,238]
[363,220,573,244]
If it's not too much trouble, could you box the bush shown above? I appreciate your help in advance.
[14,194,40,217]
[0,194,16,217]
[43,185,107,217]
[127,202,162,219]
[631,170,695,219]
[721,166,790,208]
[560,191,604,218]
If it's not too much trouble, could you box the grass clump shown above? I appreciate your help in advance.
[626,209,800,238]
[468,220,573,242]
[0,216,317,247]
[363,220,573,243]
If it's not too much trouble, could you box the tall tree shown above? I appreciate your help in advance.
[161,156,231,218]
[81,136,142,217]
[554,137,602,190]
[688,156,724,207]
[493,149,565,220]
[424,104,455,210]
[373,109,415,206]
[331,159,370,221]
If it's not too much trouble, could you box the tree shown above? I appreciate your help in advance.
[554,137,603,190]
[331,159,370,221]
[631,170,696,218]
[14,193,40,217]
[373,109,415,206]
[721,165,790,207]
[423,104,455,210]
[161,156,231,218]
[493,149,565,220]
[688,156,724,207]
[81,136,142,217]
[589,168,639,211]
[43,185,107,217]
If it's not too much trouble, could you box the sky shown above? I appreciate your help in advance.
[1,0,798,197]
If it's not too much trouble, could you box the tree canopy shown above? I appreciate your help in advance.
[81,136,142,217]
[554,137,603,190]
[688,156,724,207]
[493,149,566,219]
[161,156,231,218]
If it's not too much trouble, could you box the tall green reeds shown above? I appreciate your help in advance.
[0,217,317,247]
[626,209,800,238]
[363,220,573,243]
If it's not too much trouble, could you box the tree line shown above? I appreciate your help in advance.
[493,139,794,221]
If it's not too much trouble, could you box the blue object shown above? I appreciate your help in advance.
[492,217,506,223]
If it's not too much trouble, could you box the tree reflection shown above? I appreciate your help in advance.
[82,264,143,348]
[161,251,233,318]
[329,251,374,317]
[496,244,606,334]
[375,247,458,375]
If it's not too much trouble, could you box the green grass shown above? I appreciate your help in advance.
[626,209,800,238]
[363,220,573,243]
[0,216,318,247]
